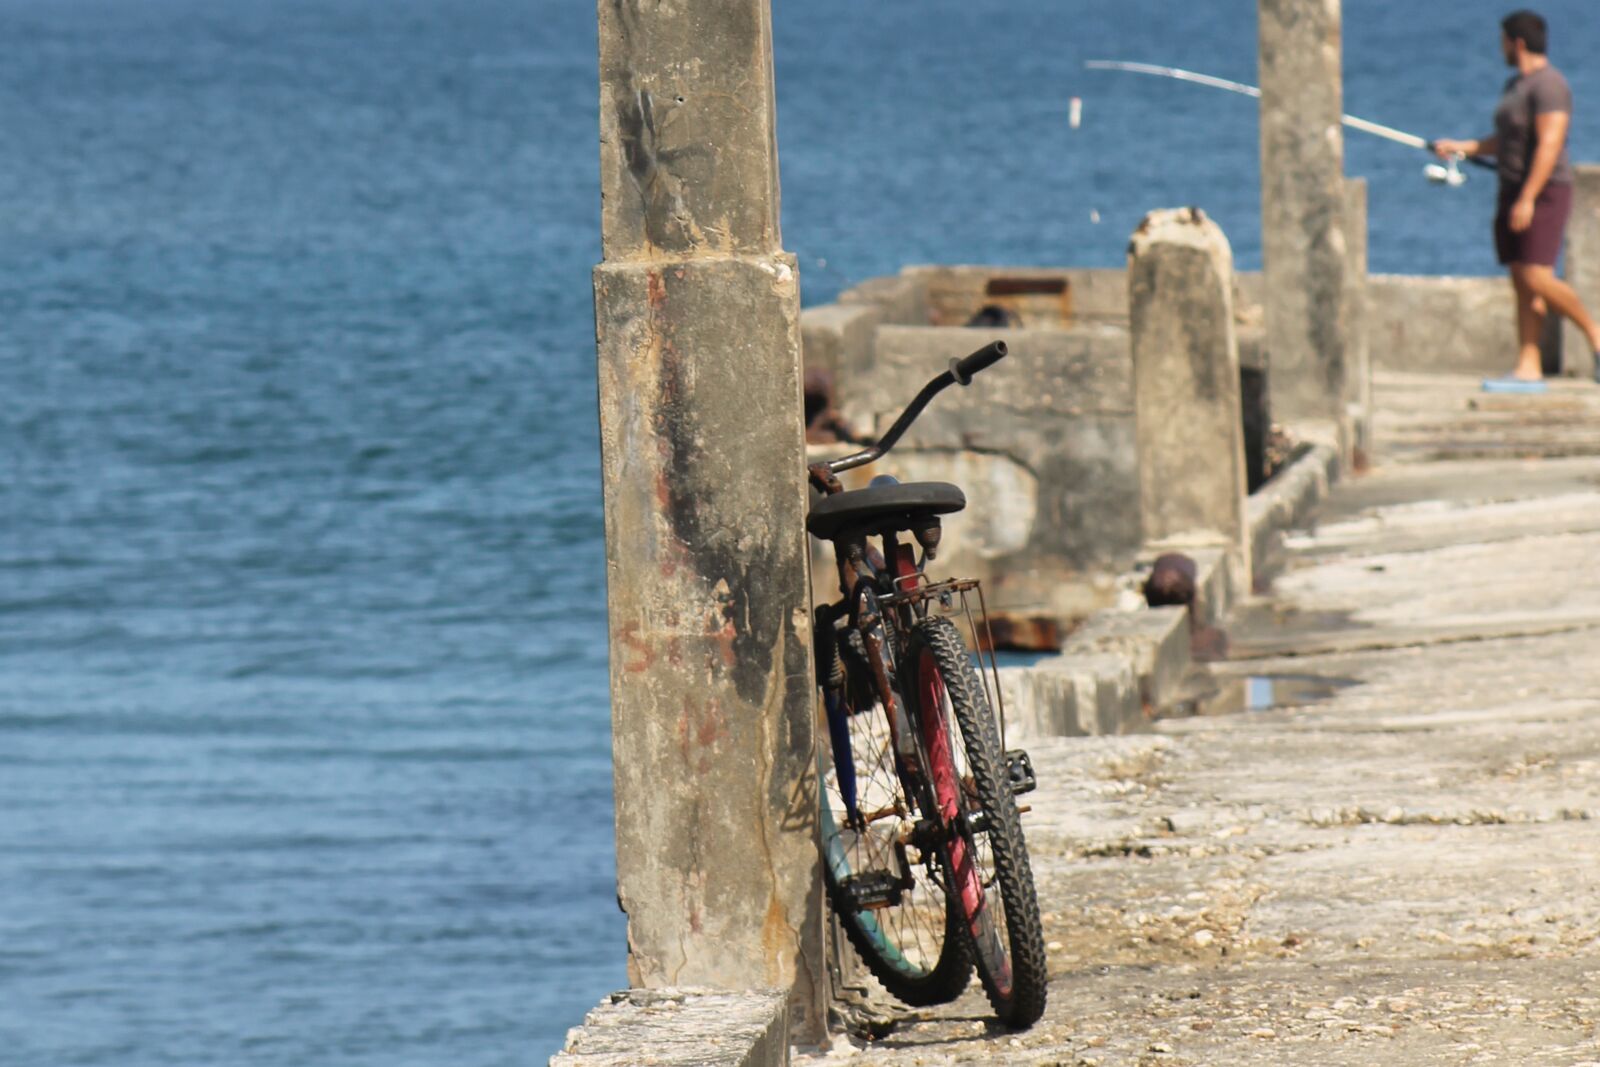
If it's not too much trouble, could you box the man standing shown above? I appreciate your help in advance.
[1435,10,1600,391]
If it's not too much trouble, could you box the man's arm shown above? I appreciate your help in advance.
[1433,134,1498,159]
[1515,110,1569,207]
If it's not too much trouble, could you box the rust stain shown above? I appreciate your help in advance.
[760,892,790,984]
[617,624,655,674]
[677,694,726,769]
[695,697,725,749]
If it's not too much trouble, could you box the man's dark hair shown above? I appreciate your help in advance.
[1502,10,1548,54]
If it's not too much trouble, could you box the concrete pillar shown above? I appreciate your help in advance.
[1259,0,1348,429]
[1343,178,1371,460]
[1561,164,1600,380]
[592,0,824,1039]
[1128,208,1251,598]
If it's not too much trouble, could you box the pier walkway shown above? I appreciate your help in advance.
[805,372,1600,1065]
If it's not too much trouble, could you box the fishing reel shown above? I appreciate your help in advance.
[1424,154,1469,187]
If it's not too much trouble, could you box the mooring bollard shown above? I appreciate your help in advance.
[591,0,824,1040]
[1128,208,1251,599]
[1259,0,1349,432]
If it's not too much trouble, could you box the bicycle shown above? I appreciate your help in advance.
[807,340,1048,1029]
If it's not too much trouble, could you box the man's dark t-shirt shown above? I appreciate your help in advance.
[1495,64,1575,188]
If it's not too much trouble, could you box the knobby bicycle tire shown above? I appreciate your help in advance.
[904,616,1048,1028]
[818,640,972,1007]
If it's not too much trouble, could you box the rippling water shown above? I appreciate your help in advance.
[1,1,1595,1063]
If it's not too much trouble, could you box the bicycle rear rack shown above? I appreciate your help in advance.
[879,575,1013,754]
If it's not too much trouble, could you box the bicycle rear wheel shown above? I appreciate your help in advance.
[905,616,1048,1029]
[818,649,971,1006]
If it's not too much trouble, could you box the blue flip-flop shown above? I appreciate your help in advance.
[1481,376,1548,394]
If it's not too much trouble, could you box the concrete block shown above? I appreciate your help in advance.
[996,666,1040,739]
[1027,664,1097,737]
[1036,653,1139,736]
[837,271,928,326]
[1247,433,1340,582]
[1344,178,1373,458]
[1259,0,1348,424]
[905,265,1129,327]
[1366,274,1511,375]
[843,323,1141,584]
[551,989,789,1067]
[800,302,880,384]
[1562,164,1600,381]
[1128,207,1251,598]
[1060,606,1192,712]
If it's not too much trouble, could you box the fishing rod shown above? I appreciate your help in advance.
[1084,60,1493,185]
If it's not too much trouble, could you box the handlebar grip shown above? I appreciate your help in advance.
[951,340,1008,385]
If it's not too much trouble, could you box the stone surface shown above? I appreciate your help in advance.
[1246,432,1339,584]
[794,379,1600,1066]
[1365,274,1513,376]
[1560,163,1600,380]
[1343,178,1371,458]
[1061,606,1192,712]
[1370,370,1600,464]
[836,272,928,327]
[1258,0,1348,424]
[553,989,789,1067]
[597,2,781,261]
[594,0,823,1037]
[800,303,880,387]
[904,265,1130,328]
[1128,208,1251,598]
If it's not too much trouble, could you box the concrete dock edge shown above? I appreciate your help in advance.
[1246,433,1342,584]
[551,989,790,1067]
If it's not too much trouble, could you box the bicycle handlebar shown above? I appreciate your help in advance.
[823,340,1008,475]
[951,340,1007,384]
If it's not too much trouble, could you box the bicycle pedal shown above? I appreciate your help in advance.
[840,870,906,911]
[1004,749,1037,795]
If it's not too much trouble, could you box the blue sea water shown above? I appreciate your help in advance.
[2,1,1596,1064]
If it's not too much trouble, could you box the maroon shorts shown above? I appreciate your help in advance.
[1495,181,1572,266]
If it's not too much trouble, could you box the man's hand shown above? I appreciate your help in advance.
[1432,138,1472,158]
[1509,197,1536,233]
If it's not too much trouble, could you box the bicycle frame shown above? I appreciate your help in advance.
[808,341,1013,824]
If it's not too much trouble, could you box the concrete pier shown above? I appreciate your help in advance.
[1127,209,1250,594]
[1258,0,1348,428]
[592,0,823,1037]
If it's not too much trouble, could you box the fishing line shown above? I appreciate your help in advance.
[1084,60,1493,185]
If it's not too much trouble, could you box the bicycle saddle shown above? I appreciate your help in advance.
[806,481,966,541]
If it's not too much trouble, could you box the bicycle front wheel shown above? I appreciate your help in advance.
[905,616,1048,1029]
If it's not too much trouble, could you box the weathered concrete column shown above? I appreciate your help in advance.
[1343,177,1371,459]
[1561,164,1600,380]
[1128,208,1251,597]
[592,0,823,1039]
[1259,0,1348,428]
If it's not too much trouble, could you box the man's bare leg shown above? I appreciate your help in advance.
[1510,270,1544,380]
[1514,263,1600,354]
